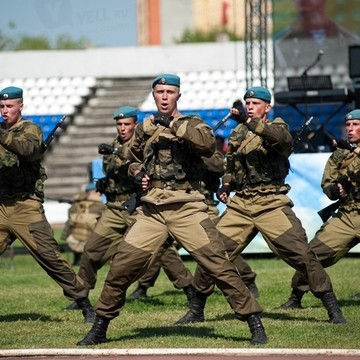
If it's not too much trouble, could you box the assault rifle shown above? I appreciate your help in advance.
[42,115,67,152]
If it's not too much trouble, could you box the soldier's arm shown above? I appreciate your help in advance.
[202,150,225,176]
[170,116,216,157]
[321,151,343,200]
[246,117,293,156]
[0,121,42,158]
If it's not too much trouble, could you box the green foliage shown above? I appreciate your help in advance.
[13,35,52,50]
[175,27,243,43]
[0,254,359,349]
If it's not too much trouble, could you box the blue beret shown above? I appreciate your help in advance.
[345,109,360,121]
[152,74,180,88]
[113,106,138,120]
[0,86,23,100]
[243,86,271,103]
[85,182,97,191]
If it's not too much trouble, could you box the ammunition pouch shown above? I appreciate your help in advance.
[105,193,131,203]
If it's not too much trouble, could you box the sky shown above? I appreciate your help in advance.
[1,0,137,47]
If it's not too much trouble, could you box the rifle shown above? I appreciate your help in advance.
[45,196,73,204]
[292,116,313,151]
[122,191,143,215]
[42,115,67,152]
[317,200,340,222]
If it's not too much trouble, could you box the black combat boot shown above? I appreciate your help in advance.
[77,316,110,346]
[129,284,148,300]
[174,288,207,325]
[279,289,304,309]
[76,297,96,324]
[246,314,267,345]
[321,291,346,324]
[247,280,259,298]
[182,285,193,305]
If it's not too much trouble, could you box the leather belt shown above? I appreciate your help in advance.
[150,179,199,190]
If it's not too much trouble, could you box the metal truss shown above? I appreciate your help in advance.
[245,0,269,88]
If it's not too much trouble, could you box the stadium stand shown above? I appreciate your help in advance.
[0,63,353,199]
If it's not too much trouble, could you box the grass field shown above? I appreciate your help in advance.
[0,248,359,350]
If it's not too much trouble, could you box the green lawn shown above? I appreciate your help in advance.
[0,250,359,349]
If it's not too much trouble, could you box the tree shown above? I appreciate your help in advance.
[175,27,243,43]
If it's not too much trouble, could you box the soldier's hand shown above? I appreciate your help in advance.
[98,143,114,155]
[216,184,231,203]
[335,138,356,152]
[135,171,150,191]
[95,177,108,194]
[153,113,173,128]
[230,100,247,123]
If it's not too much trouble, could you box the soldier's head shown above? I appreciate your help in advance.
[345,109,360,144]
[0,86,23,128]
[113,105,138,143]
[152,74,181,118]
[243,86,272,122]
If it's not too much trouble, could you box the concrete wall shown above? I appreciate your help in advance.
[0,42,246,79]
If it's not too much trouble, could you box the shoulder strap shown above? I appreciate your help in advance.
[144,126,166,154]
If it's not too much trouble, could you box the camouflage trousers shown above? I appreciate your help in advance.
[291,209,360,292]
[0,197,88,301]
[95,200,262,320]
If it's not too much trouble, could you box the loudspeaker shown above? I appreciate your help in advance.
[349,45,360,79]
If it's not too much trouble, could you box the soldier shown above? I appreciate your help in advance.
[63,105,139,311]
[61,182,105,266]
[176,86,345,326]
[280,109,360,307]
[0,86,95,323]
[77,73,267,346]
[129,122,259,302]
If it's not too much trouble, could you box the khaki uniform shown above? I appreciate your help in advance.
[212,117,333,297]
[95,115,262,320]
[78,135,137,293]
[291,146,360,292]
[61,191,105,254]
[192,149,258,294]
[0,120,88,301]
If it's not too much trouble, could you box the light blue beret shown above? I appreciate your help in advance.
[152,74,180,88]
[113,106,138,120]
[345,109,360,121]
[244,86,271,103]
[0,86,23,100]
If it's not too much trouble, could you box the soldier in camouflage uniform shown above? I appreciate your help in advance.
[280,109,360,306]
[77,74,267,347]
[176,86,345,326]
[129,147,258,302]
[0,86,95,323]
[63,105,139,311]
[61,182,105,266]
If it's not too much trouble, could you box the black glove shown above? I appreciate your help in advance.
[337,175,350,194]
[95,177,108,194]
[216,184,232,201]
[328,183,340,199]
[230,100,247,124]
[153,113,173,128]
[98,143,114,155]
[335,138,356,152]
[134,171,147,191]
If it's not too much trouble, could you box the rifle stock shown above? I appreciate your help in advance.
[317,200,340,222]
